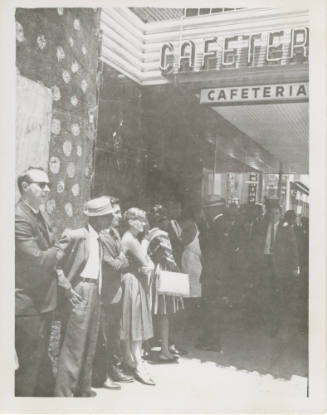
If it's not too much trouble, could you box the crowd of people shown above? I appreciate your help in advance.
[15,166,309,397]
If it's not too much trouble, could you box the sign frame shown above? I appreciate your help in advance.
[200,81,309,106]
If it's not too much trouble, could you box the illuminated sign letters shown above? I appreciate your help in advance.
[160,27,309,74]
[160,42,175,73]
[202,37,217,69]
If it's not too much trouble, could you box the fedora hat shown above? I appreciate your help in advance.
[83,196,115,217]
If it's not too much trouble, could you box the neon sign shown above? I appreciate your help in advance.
[160,28,309,74]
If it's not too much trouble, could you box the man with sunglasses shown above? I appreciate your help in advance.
[15,166,67,396]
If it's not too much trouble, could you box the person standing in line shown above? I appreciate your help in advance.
[166,199,188,356]
[147,204,183,363]
[296,216,309,333]
[15,167,67,396]
[197,195,227,352]
[180,214,202,337]
[54,196,115,397]
[251,200,300,337]
[92,197,134,390]
[280,210,302,327]
[120,208,155,385]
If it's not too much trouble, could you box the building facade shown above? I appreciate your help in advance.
[15,7,310,235]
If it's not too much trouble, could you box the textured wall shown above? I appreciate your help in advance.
[16,75,52,202]
[16,8,101,234]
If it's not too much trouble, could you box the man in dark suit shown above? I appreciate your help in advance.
[15,167,64,396]
[54,196,116,397]
[251,199,300,336]
[93,197,134,390]
[197,195,227,352]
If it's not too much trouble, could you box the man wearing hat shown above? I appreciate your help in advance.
[54,196,116,397]
[92,196,134,390]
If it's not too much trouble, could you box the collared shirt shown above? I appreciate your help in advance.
[264,221,279,255]
[80,224,100,279]
[22,198,39,215]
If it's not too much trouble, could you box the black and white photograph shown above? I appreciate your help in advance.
[0,0,326,413]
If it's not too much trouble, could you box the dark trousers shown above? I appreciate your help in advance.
[260,255,279,329]
[54,281,101,397]
[260,255,296,333]
[93,302,122,385]
[183,297,202,333]
[15,312,54,397]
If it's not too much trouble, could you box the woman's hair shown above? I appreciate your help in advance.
[123,207,146,223]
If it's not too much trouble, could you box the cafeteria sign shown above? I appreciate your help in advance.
[200,82,308,105]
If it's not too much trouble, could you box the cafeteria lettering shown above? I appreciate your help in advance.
[200,83,308,104]
[160,27,309,74]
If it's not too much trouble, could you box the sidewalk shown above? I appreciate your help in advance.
[93,312,308,412]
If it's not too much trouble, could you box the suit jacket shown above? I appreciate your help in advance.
[199,215,231,286]
[251,217,299,277]
[56,228,93,287]
[99,228,127,305]
[15,199,59,315]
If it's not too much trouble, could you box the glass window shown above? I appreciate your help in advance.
[199,8,211,15]
[184,8,199,17]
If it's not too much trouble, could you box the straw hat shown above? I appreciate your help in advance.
[83,196,115,217]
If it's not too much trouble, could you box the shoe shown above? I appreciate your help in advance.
[156,353,179,364]
[134,368,155,386]
[121,362,136,375]
[150,339,162,348]
[103,377,121,390]
[169,345,188,355]
[80,388,97,397]
[110,366,134,383]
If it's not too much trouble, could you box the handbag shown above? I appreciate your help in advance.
[157,269,190,297]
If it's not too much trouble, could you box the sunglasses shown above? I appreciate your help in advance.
[28,181,52,189]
